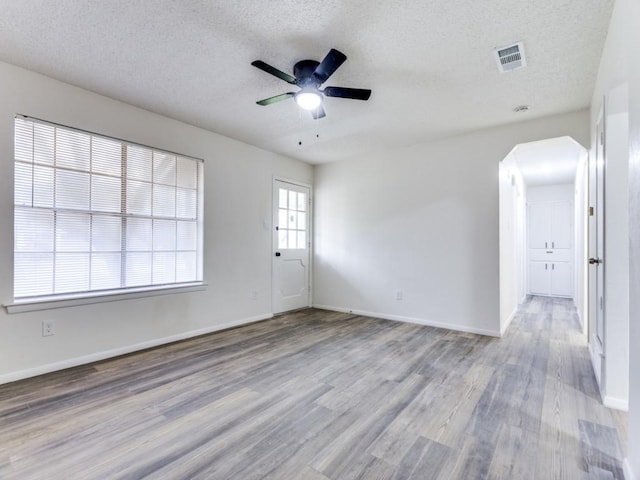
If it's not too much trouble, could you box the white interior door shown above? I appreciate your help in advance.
[589,109,606,386]
[272,180,311,314]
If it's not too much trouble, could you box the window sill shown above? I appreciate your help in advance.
[3,283,208,314]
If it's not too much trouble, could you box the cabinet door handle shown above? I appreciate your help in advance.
[552,264,555,270]
[545,264,548,270]
[545,242,548,248]
[552,241,555,248]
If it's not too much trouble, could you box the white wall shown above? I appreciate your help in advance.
[604,84,630,410]
[526,183,573,203]
[313,110,589,337]
[0,61,313,383]
[499,152,526,333]
[591,0,639,474]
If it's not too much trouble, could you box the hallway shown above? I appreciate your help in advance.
[501,296,626,479]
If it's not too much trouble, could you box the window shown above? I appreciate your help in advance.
[13,116,203,300]
[277,187,307,249]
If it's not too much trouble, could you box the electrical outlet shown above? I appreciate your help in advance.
[42,319,55,337]
[251,290,258,300]
[395,289,403,301]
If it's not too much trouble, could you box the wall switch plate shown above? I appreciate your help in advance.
[395,290,403,301]
[42,319,55,337]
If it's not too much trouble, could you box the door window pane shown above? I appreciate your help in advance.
[297,192,306,211]
[279,230,287,249]
[288,230,297,249]
[279,188,287,208]
[277,187,309,250]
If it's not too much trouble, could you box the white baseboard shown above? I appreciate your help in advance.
[312,304,501,338]
[588,341,603,391]
[603,395,629,412]
[624,459,637,480]
[0,313,273,386]
[501,307,518,336]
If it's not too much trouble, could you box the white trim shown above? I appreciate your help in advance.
[624,459,637,480]
[501,307,518,335]
[272,175,313,189]
[0,313,272,385]
[312,304,501,338]
[588,340,604,396]
[573,298,583,330]
[4,283,208,314]
[603,395,628,411]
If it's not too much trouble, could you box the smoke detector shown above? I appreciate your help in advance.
[494,42,527,73]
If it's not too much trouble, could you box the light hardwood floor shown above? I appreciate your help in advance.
[0,296,626,479]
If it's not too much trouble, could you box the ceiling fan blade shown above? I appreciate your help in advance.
[251,60,297,84]
[256,92,295,106]
[313,49,347,84]
[311,105,326,120]
[323,86,372,101]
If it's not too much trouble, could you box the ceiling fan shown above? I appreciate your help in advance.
[251,48,372,119]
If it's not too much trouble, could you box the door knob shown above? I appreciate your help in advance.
[589,257,602,265]
[275,252,281,257]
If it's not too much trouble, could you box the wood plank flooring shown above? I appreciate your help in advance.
[0,296,626,479]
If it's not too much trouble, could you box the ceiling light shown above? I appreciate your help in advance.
[295,90,322,110]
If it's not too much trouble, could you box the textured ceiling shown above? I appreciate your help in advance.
[0,0,614,164]
[511,137,586,187]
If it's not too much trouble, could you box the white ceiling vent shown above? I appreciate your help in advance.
[494,42,527,73]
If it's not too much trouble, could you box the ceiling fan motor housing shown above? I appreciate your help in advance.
[294,60,322,87]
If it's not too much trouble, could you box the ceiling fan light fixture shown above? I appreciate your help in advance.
[295,90,323,110]
[252,49,371,119]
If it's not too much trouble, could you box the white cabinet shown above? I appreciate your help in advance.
[528,201,573,250]
[550,202,573,249]
[550,262,573,297]
[528,204,551,249]
[529,261,551,295]
[527,200,573,298]
[528,261,573,297]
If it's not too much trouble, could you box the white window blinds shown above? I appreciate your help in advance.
[13,116,203,299]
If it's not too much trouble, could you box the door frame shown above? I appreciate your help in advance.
[271,176,313,313]
[588,102,606,392]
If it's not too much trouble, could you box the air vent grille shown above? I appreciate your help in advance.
[494,42,526,73]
